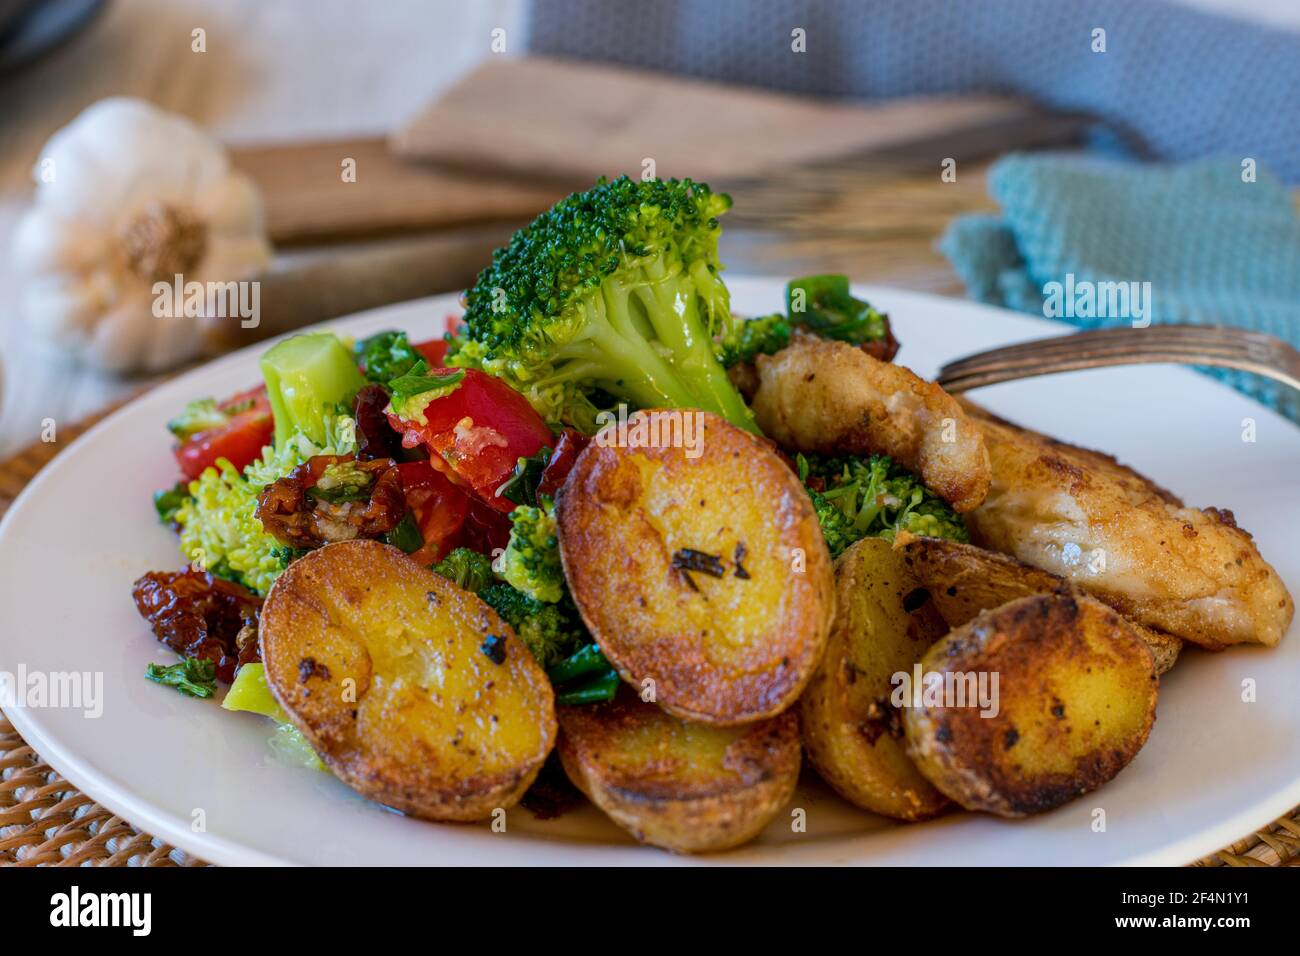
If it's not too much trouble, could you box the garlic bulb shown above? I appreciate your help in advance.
[11,98,273,373]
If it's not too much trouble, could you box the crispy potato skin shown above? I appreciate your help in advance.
[800,538,950,821]
[261,540,556,822]
[903,593,1158,818]
[895,534,1182,675]
[749,331,991,512]
[558,691,800,853]
[960,399,1294,649]
[556,410,834,726]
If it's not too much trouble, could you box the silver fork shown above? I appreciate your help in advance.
[936,324,1300,393]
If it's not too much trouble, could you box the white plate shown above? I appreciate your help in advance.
[2,276,1297,866]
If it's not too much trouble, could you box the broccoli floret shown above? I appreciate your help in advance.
[499,497,564,603]
[175,410,357,595]
[805,487,861,559]
[480,583,585,669]
[354,330,421,383]
[717,313,792,367]
[786,275,889,346]
[798,452,968,558]
[431,547,498,592]
[450,176,759,434]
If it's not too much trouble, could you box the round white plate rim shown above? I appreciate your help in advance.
[2,278,1297,867]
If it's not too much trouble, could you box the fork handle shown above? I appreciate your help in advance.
[938,352,1300,393]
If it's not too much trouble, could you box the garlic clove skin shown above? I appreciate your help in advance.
[11,211,108,274]
[87,295,160,374]
[195,172,268,238]
[21,276,106,348]
[13,97,274,375]
[38,98,230,227]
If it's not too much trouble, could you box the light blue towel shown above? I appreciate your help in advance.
[939,155,1300,422]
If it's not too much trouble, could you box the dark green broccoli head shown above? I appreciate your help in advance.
[805,487,860,559]
[798,453,968,558]
[717,313,792,367]
[431,547,497,593]
[786,275,889,346]
[354,330,422,384]
[479,583,586,669]
[452,176,758,434]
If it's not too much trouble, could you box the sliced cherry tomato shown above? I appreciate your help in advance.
[386,368,554,512]
[175,386,274,481]
[412,338,449,368]
[396,460,472,565]
[537,429,591,499]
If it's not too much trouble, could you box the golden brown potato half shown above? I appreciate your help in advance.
[260,539,556,822]
[556,409,834,726]
[903,593,1158,818]
[895,534,1182,675]
[558,690,800,853]
[800,537,951,821]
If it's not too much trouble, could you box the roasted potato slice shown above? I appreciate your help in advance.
[800,537,951,821]
[260,539,556,822]
[903,593,1158,818]
[895,534,1182,674]
[558,690,800,853]
[556,409,834,725]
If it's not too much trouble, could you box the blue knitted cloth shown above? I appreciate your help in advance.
[939,154,1300,422]
[525,0,1300,182]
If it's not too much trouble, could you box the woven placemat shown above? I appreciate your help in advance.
[1,393,1297,867]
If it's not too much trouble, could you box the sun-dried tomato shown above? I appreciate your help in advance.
[256,454,405,549]
[132,569,262,683]
[353,384,405,461]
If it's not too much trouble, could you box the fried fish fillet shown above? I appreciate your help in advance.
[959,400,1294,649]
[748,332,992,512]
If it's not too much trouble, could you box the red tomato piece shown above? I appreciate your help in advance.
[412,338,449,368]
[175,387,274,481]
[385,368,554,512]
[537,429,591,499]
[396,460,471,565]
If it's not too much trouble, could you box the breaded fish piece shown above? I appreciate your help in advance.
[960,399,1294,649]
[748,331,992,512]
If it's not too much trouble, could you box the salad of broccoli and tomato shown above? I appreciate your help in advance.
[131,176,966,736]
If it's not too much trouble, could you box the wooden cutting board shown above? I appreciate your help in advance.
[228,137,566,246]
[231,57,1084,248]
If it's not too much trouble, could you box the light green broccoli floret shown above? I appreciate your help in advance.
[175,411,357,595]
[499,498,564,604]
